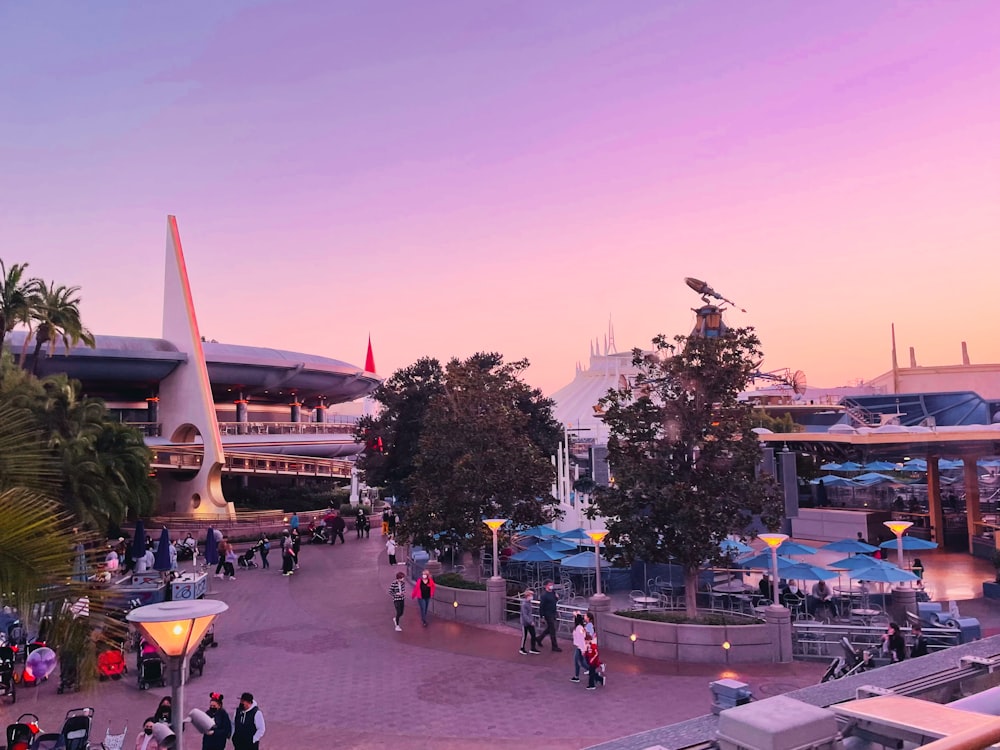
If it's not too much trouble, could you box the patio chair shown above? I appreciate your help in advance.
[629,590,647,611]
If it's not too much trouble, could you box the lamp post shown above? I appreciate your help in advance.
[585,530,609,598]
[758,533,789,606]
[483,519,508,580]
[127,600,228,750]
[883,520,914,569]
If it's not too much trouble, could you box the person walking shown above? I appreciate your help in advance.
[214,536,228,578]
[536,580,562,652]
[390,571,406,631]
[584,633,605,690]
[330,513,346,545]
[356,506,369,539]
[280,531,295,576]
[910,623,929,658]
[232,692,265,750]
[519,589,541,655]
[882,622,907,663]
[386,536,398,566]
[258,536,270,569]
[411,569,435,626]
[135,717,163,750]
[381,507,391,536]
[202,691,232,750]
[223,542,237,580]
[570,613,588,682]
[291,528,301,570]
[290,512,299,533]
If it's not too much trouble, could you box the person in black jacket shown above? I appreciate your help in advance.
[535,580,562,652]
[232,692,265,750]
[882,622,907,663]
[910,623,929,658]
[202,692,232,750]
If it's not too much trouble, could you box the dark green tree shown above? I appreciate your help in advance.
[590,328,782,616]
[355,357,446,502]
[0,259,37,353]
[21,280,95,375]
[362,353,561,552]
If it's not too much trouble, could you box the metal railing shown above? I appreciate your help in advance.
[150,446,353,478]
[217,420,359,436]
[792,619,962,661]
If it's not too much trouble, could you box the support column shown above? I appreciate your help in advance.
[290,400,301,423]
[486,577,506,625]
[780,449,799,535]
[314,402,327,423]
[765,605,793,663]
[235,397,248,435]
[890,586,917,627]
[588,592,612,645]
[927,455,944,545]
[965,456,982,554]
[146,396,159,426]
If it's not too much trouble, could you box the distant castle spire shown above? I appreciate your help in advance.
[364,335,376,374]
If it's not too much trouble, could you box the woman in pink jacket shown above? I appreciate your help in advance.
[411,570,436,626]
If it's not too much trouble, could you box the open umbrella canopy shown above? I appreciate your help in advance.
[853,565,918,584]
[853,472,897,485]
[559,551,610,569]
[879,536,938,551]
[901,459,927,471]
[557,527,593,539]
[820,462,843,470]
[720,538,754,556]
[784,563,838,582]
[864,460,898,471]
[519,525,560,539]
[131,519,146,561]
[739,553,798,571]
[821,538,879,554]
[828,555,885,572]
[776,540,817,556]
[153,527,172,571]
[810,476,855,487]
[838,461,863,471]
[537,538,579,553]
[938,458,964,470]
[510,546,566,562]
[204,527,219,565]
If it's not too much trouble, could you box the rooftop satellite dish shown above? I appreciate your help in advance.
[790,369,808,396]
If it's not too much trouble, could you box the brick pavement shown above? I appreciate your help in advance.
[0,536,828,749]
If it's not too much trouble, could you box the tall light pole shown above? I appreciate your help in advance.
[758,533,789,606]
[484,519,507,580]
[128,600,228,750]
[585,529,609,598]
[883,520,914,569]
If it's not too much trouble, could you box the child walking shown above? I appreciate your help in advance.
[389,572,406,631]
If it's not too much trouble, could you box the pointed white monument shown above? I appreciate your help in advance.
[157,216,233,519]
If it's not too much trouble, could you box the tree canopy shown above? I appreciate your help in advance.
[357,353,561,551]
[590,328,782,616]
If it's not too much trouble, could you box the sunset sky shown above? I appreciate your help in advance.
[2,1,998,396]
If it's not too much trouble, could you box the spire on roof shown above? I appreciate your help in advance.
[364,335,376,374]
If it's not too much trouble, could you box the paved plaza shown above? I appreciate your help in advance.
[0,536,836,749]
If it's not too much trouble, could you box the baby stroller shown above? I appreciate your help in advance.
[176,535,197,561]
[32,707,94,750]
[57,650,80,694]
[97,643,127,681]
[821,636,875,682]
[0,646,16,703]
[6,619,27,662]
[5,713,42,750]
[137,641,165,690]
[238,540,263,569]
[310,525,329,544]
[189,640,207,678]
[99,721,128,750]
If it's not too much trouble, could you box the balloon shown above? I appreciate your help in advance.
[25,647,57,680]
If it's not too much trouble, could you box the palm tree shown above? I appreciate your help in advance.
[0,259,39,354]
[23,280,95,375]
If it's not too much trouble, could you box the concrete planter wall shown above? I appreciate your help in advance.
[600,611,777,664]
[429,584,490,625]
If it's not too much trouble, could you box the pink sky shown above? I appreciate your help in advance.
[2,1,999,395]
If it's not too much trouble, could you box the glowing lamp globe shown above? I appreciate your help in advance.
[127,600,228,658]
[884,520,914,536]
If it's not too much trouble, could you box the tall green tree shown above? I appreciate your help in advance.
[361,353,561,552]
[0,259,38,353]
[22,280,95,375]
[591,329,782,617]
[355,357,446,503]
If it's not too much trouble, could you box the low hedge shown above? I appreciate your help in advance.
[615,610,755,626]
[434,573,487,591]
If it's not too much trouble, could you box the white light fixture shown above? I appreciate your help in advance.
[483,519,508,580]
[758,533,789,606]
[128,600,228,750]
[883,520,914,570]
[585,530,609,598]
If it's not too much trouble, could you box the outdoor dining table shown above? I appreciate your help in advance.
[631,595,660,610]
[712,581,753,593]
[850,608,882,625]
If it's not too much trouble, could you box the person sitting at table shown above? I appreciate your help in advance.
[911,558,925,581]
[781,582,804,610]
[758,574,773,602]
[809,579,834,617]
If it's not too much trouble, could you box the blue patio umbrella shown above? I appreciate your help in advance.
[510,546,565,562]
[879,536,938,551]
[131,519,146,562]
[901,459,927,471]
[938,458,964,470]
[739,553,798,571]
[827,555,884,572]
[783,563,838,582]
[557,527,593,539]
[776,540,817,556]
[838,461,863,472]
[853,472,897,485]
[820,538,878,554]
[720,539,754,556]
[810,476,855,487]
[519,525,560,539]
[851,564,918,584]
[559,551,610,569]
[820,462,843,470]
[863,461,898,471]
[537,538,578,553]
[153,527,172,572]
[204,527,219,566]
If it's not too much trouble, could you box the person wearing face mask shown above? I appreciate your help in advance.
[411,570,436,626]
[202,691,233,750]
[232,692,266,750]
[135,717,162,750]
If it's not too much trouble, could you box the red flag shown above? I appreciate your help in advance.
[364,335,376,374]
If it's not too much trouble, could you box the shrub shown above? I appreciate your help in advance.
[434,573,486,591]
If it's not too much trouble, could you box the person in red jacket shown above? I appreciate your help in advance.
[411,570,436,626]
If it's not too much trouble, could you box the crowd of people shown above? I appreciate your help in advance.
[133,691,265,750]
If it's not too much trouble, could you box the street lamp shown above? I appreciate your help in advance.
[585,529,609,598]
[883,520,914,569]
[483,518,508,580]
[758,533,789,606]
[127,599,228,750]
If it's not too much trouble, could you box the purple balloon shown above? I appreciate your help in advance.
[26,646,57,680]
